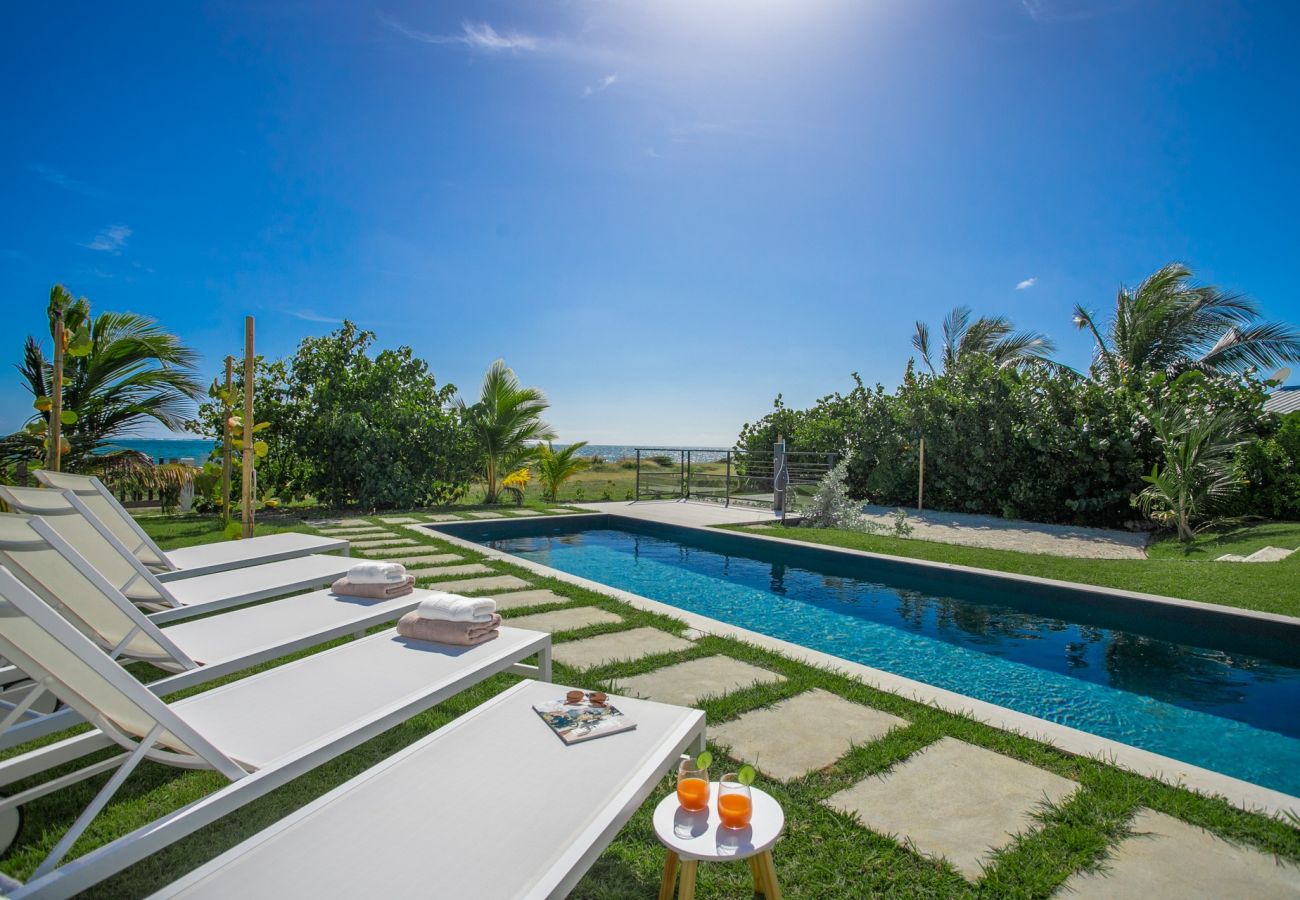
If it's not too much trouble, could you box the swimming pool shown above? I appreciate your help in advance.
[437,515,1300,796]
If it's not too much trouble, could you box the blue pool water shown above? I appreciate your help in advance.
[444,516,1300,796]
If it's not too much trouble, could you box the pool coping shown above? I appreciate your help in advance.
[426,514,1300,817]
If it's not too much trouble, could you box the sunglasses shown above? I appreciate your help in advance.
[564,690,609,707]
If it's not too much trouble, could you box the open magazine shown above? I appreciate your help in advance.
[533,698,637,745]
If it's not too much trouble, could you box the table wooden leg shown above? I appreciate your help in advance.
[658,851,679,900]
[678,859,699,900]
[747,855,767,897]
[758,851,782,900]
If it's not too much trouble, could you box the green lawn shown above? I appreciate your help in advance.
[1,512,1297,897]
[723,520,1300,618]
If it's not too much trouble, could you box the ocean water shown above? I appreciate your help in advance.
[448,516,1300,797]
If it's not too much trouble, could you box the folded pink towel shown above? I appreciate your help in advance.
[331,574,416,600]
[397,611,501,646]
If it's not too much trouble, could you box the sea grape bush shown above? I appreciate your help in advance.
[738,359,1283,528]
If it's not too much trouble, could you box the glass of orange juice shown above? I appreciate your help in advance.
[676,756,710,812]
[717,773,753,829]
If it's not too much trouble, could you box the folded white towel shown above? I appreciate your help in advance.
[347,562,408,585]
[417,592,497,624]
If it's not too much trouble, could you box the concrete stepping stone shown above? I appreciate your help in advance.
[1215,554,1249,562]
[1243,545,1295,562]
[824,737,1077,880]
[317,526,387,536]
[351,538,418,550]
[508,606,623,633]
[371,552,462,567]
[1059,809,1300,898]
[416,564,494,579]
[332,518,372,526]
[378,516,421,524]
[426,514,462,522]
[424,574,531,594]
[493,589,572,611]
[614,656,785,707]
[711,690,906,781]
[466,511,505,519]
[554,627,694,670]
[505,509,541,517]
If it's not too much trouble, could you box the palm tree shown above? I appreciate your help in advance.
[460,360,556,504]
[3,296,203,472]
[536,441,590,501]
[1072,262,1300,381]
[911,306,1056,375]
[1135,399,1248,542]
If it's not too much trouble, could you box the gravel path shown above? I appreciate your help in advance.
[860,505,1149,559]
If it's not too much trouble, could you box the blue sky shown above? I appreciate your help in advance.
[3,0,1298,444]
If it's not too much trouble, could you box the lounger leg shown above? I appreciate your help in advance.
[658,850,679,900]
[757,851,781,900]
[537,644,552,682]
[678,859,698,900]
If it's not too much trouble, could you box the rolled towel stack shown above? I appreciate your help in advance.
[332,562,415,600]
[396,592,500,646]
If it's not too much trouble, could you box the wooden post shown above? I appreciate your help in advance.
[241,318,255,539]
[221,356,234,526]
[917,436,925,512]
[48,319,65,471]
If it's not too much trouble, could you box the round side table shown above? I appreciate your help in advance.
[652,783,784,900]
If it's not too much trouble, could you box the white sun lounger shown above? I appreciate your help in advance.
[154,679,704,900]
[0,513,431,751]
[0,567,551,900]
[31,470,348,576]
[0,492,351,624]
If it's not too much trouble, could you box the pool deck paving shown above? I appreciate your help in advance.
[425,514,463,522]
[466,511,505,519]
[824,737,1078,879]
[369,552,463,567]
[1058,809,1300,898]
[507,606,623,633]
[315,526,388,536]
[377,516,422,524]
[350,537,418,549]
[711,689,907,781]
[613,655,786,707]
[491,588,573,611]
[424,574,532,594]
[553,626,695,669]
[414,563,494,580]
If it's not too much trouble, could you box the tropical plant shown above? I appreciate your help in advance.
[535,441,590,501]
[1135,400,1250,542]
[2,288,203,476]
[911,306,1056,375]
[500,467,531,505]
[802,457,862,529]
[459,360,556,504]
[1072,262,1300,380]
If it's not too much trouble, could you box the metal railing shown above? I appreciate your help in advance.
[633,446,836,514]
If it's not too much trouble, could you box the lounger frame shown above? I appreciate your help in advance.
[0,567,551,900]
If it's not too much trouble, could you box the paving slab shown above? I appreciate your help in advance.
[492,589,572,611]
[1243,545,1295,562]
[711,689,907,781]
[1059,809,1300,899]
[466,511,505,519]
[507,606,623,633]
[370,552,463,567]
[316,526,388,536]
[426,514,462,522]
[824,737,1077,879]
[424,574,532,594]
[614,656,785,707]
[415,564,495,579]
[378,516,422,524]
[351,538,418,549]
[554,627,695,670]
[332,518,373,526]
[505,509,541,517]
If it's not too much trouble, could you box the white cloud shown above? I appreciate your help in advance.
[82,224,131,254]
[30,164,103,197]
[644,147,661,158]
[286,308,343,324]
[1016,277,1037,290]
[380,13,541,52]
[583,73,618,97]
